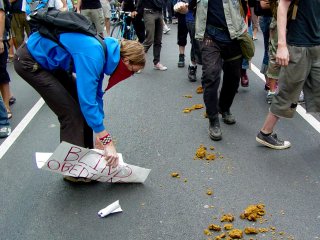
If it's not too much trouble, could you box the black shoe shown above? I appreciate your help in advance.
[9,96,16,105]
[256,131,291,150]
[221,111,236,125]
[188,65,197,82]
[178,54,185,68]
[208,117,222,141]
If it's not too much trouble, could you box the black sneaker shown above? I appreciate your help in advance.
[256,132,291,150]
[178,54,185,68]
[188,65,197,82]
[221,111,236,125]
[208,117,222,141]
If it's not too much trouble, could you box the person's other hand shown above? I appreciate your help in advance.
[174,2,188,14]
[260,0,270,9]
[276,45,290,66]
[131,11,137,18]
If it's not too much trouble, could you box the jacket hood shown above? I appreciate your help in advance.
[103,37,120,75]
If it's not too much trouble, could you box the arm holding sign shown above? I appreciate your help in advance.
[95,130,119,168]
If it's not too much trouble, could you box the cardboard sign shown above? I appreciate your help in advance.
[35,142,151,183]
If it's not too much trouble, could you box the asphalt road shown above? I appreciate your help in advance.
[1,25,320,240]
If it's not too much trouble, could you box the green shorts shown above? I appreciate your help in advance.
[270,44,320,118]
[266,18,280,80]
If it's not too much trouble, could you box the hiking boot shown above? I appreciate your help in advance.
[188,65,197,82]
[240,73,249,87]
[208,117,222,141]
[266,91,275,104]
[0,125,11,138]
[256,131,291,150]
[178,54,185,68]
[221,111,236,125]
[154,62,167,71]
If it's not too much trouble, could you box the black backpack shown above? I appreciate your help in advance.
[28,8,107,53]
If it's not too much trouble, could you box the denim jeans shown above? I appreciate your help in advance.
[0,95,9,127]
[259,16,272,73]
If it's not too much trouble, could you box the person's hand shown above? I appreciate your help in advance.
[104,142,119,168]
[174,2,188,14]
[0,41,4,54]
[131,11,137,18]
[260,0,270,9]
[276,44,290,66]
[95,134,119,168]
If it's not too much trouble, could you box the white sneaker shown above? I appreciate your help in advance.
[154,63,167,71]
[298,91,305,103]
[163,27,171,34]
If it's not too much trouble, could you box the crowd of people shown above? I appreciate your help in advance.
[0,0,319,180]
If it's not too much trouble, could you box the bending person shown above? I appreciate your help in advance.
[14,34,145,182]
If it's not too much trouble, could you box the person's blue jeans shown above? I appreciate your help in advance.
[259,16,272,74]
[0,95,9,127]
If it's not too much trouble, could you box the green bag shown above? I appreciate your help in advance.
[237,32,255,60]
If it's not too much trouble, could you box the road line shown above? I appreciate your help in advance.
[251,63,320,133]
[0,98,45,160]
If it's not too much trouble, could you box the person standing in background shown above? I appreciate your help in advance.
[9,0,31,48]
[119,0,145,43]
[77,0,105,36]
[100,0,111,36]
[0,0,14,119]
[137,0,168,71]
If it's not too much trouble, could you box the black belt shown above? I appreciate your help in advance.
[144,8,161,13]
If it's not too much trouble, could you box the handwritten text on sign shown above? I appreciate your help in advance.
[36,142,151,183]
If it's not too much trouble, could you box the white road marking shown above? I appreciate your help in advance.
[0,98,45,159]
[251,63,320,133]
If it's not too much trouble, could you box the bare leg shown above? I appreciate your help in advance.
[179,45,185,55]
[261,112,279,134]
[105,18,110,36]
[0,83,11,113]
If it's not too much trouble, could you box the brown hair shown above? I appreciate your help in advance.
[120,40,146,67]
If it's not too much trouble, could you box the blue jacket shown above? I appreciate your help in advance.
[27,33,120,133]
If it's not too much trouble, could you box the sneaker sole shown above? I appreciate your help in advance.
[209,132,222,141]
[256,137,291,150]
[153,67,167,71]
[222,119,236,125]
[63,176,92,183]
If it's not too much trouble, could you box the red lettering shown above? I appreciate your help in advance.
[64,146,82,162]
[77,151,91,166]
[47,160,61,170]
[61,162,74,172]
[78,167,89,178]
[68,164,84,176]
